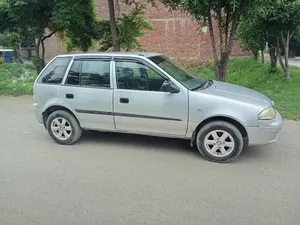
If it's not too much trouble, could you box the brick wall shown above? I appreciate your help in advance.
[43,0,250,62]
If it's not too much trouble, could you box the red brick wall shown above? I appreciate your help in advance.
[43,0,250,62]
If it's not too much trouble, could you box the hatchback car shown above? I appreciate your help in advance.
[33,52,282,163]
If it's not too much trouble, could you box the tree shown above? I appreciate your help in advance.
[237,16,267,62]
[238,0,300,80]
[0,32,19,49]
[289,34,300,58]
[0,0,98,72]
[96,5,153,51]
[106,0,154,52]
[108,0,120,51]
[267,40,278,71]
[269,0,300,80]
[162,0,253,81]
[237,13,267,64]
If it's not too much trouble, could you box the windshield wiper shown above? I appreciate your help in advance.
[191,78,209,91]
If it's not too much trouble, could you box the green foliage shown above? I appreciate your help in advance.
[117,6,153,51]
[256,0,300,33]
[290,35,300,57]
[96,6,153,52]
[95,20,112,52]
[237,13,267,55]
[194,58,300,120]
[267,64,277,74]
[0,32,19,49]
[0,0,98,67]
[238,0,300,78]
[162,0,251,23]
[53,0,99,52]
[15,57,23,64]
[0,0,51,35]
[0,62,37,96]
[31,56,39,72]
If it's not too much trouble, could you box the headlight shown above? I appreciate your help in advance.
[259,107,276,120]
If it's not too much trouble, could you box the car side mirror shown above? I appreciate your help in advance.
[161,80,180,93]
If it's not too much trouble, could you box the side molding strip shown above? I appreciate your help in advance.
[75,109,182,121]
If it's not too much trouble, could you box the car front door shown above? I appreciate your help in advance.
[112,58,188,137]
[60,57,115,131]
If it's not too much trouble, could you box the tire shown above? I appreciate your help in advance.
[46,110,82,145]
[196,121,244,163]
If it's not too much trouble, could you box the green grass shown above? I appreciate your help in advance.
[0,62,37,96]
[194,58,300,120]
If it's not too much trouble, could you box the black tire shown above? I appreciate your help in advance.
[46,110,82,145]
[196,121,244,163]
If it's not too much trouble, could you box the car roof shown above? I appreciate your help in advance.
[57,52,161,58]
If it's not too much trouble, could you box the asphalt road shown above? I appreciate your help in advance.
[288,57,300,67]
[264,54,300,68]
[0,96,299,225]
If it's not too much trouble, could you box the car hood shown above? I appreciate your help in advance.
[202,80,272,106]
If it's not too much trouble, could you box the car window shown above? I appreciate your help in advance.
[81,60,110,88]
[66,61,81,86]
[38,57,72,84]
[115,60,165,91]
[149,55,207,90]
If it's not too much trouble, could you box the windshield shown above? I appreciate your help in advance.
[148,55,207,90]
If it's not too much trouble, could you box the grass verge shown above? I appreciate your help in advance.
[194,58,300,120]
[0,63,37,96]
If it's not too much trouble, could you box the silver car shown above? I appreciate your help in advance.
[33,52,282,163]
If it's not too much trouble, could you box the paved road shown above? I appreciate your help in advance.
[264,54,300,67]
[0,96,299,225]
[288,57,300,67]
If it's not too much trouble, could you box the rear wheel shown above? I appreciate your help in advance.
[46,110,82,145]
[196,121,244,163]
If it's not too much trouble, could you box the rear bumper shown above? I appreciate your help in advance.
[246,112,283,146]
[33,103,43,124]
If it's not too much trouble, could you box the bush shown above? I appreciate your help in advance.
[0,62,37,96]
[31,56,39,72]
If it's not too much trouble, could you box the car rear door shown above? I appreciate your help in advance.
[112,57,188,137]
[60,56,115,131]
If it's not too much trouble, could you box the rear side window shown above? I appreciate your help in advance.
[81,60,110,88]
[37,57,72,84]
[66,61,81,86]
[65,59,111,88]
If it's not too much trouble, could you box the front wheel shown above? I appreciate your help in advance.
[196,121,244,163]
[46,110,82,145]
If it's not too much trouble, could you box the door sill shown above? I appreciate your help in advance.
[82,127,187,139]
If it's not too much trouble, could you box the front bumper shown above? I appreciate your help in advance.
[246,111,283,146]
[33,103,44,124]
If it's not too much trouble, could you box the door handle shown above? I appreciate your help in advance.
[120,98,129,104]
[66,93,74,99]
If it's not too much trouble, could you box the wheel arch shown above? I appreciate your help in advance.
[42,105,80,129]
[191,116,249,147]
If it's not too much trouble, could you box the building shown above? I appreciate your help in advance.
[43,0,250,62]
